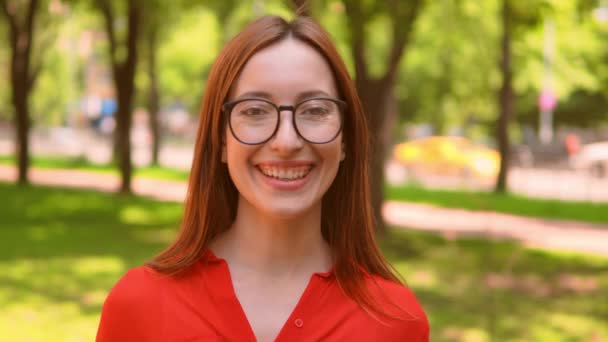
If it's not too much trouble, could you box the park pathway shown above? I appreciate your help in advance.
[1,165,607,258]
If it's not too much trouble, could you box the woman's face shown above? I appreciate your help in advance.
[223,38,344,219]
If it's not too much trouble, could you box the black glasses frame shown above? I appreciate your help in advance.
[222,97,347,145]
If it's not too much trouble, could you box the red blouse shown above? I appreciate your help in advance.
[97,251,429,341]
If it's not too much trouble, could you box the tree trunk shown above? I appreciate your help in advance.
[11,54,32,186]
[116,82,134,194]
[357,78,395,235]
[100,0,141,194]
[434,53,452,135]
[112,126,120,164]
[1,0,40,186]
[118,1,139,194]
[342,0,425,233]
[147,26,161,166]
[14,94,30,185]
[495,0,513,193]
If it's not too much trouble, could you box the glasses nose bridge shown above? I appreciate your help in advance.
[273,105,302,138]
[272,104,301,143]
[277,104,296,114]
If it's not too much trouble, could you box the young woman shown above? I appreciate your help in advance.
[97,15,429,342]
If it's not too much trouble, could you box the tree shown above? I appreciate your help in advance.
[141,0,212,166]
[205,0,248,43]
[341,0,425,233]
[291,0,311,16]
[495,0,547,192]
[96,0,141,193]
[495,0,513,192]
[397,0,500,139]
[0,0,42,185]
[141,3,162,166]
[579,0,608,97]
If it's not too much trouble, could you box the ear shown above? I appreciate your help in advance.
[340,142,345,161]
[221,144,227,163]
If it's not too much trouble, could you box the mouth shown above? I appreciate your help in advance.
[257,165,313,181]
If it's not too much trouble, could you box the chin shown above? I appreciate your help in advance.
[259,201,317,220]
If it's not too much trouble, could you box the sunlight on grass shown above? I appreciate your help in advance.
[381,229,608,341]
[132,227,178,244]
[406,269,440,288]
[0,300,98,342]
[440,327,489,342]
[1,182,607,341]
[522,311,608,341]
[71,258,125,277]
[547,312,605,336]
[0,182,181,341]
[26,226,54,241]
[120,205,157,224]
[0,256,128,342]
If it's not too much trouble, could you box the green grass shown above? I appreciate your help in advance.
[3,154,608,224]
[0,182,183,341]
[387,184,608,225]
[0,155,190,182]
[1,182,607,341]
[381,230,608,341]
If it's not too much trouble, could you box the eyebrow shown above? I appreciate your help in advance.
[295,90,332,102]
[234,90,333,103]
[235,91,273,100]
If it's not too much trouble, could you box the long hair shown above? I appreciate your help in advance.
[148,15,403,316]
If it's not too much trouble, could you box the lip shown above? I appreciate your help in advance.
[256,160,315,168]
[255,161,315,191]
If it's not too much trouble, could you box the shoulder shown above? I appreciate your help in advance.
[96,266,165,341]
[366,275,430,341]
[103,266,163,310]
[368,275,428,319]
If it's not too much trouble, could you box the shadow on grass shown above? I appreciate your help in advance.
[380,229,608,341]
[0,182,181,258]
[0,182,183,338]
[1,182,607,341]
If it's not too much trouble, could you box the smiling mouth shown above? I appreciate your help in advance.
[257,165,313,180]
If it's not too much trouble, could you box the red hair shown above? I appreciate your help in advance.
[148,15,403,317]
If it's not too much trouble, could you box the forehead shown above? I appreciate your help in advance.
[231,38,338,101]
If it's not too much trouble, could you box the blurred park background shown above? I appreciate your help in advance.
[1,0,608,341]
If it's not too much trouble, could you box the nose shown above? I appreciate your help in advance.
[269,110,304,154]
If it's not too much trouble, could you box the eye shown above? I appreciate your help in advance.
[298,101,333,117]
[233,100,274,117]
[302,106,330,116]
[241,107,269,116]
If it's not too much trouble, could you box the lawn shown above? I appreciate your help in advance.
[1,182,607,341]
[387,184,608,225]
[0,154,190,182]
[2,154,608,225]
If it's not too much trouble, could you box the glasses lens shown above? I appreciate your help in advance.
[230,100,277,144]
[295,99,342,143]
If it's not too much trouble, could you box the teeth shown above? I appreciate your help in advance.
[258,166,311,180]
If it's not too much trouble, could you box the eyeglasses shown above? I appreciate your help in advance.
[222,97,346,145]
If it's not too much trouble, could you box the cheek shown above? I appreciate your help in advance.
[226,140,248,167]
[331,136,345,161]
[225,145,250,194]
[321,141,344,171]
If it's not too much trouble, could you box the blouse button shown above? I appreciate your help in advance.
[294,318,304,328]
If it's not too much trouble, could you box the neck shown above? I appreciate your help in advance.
[211,196,332,276]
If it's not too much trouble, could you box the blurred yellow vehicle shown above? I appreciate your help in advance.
[392,136,500,179]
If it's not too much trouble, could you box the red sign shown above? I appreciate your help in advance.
[539,89,557,111]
